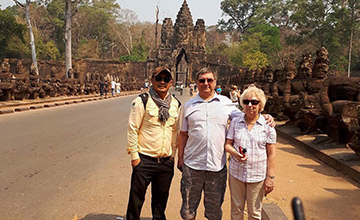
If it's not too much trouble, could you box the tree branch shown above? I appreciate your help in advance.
[13,0,25,8]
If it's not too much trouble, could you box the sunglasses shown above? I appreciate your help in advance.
[243,99,260,105]
[154,75,172,83]
[198,78,214,83]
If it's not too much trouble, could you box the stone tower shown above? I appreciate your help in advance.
[147,0,206,86]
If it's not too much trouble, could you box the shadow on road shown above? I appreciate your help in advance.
[80,213,152,220]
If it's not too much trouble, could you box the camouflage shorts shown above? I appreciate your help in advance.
[180,164,227,220]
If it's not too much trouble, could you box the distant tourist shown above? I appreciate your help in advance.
[116,82,121,94]
[99,80,105,97]
[111,80,116,96]
[189,83,194,96]
[229,85,241,107]
[216,85,222,95]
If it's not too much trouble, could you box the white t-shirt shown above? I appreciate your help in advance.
[230,90,239,102]
[111,81,116,89]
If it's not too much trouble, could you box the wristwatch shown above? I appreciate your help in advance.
[268,175,275,179]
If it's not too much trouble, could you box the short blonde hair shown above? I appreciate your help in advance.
[240,84,266,113]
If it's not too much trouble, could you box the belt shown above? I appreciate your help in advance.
[139,153,171,163]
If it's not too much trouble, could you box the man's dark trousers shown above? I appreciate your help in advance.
[126,153,174,220]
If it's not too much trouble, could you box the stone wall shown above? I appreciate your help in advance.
[5,58,147,91]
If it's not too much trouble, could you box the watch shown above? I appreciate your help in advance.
[268,175,275,179]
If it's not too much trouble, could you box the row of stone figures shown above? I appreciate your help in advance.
[0,60,140,101]
[220,47,360,156]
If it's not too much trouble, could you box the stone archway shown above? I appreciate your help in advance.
[176,49,189,86]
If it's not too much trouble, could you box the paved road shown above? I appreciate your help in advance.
[0,88,359,220]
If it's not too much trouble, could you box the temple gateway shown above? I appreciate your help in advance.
[147,0,224,86]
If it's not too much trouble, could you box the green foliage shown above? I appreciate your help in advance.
[218,0,266,33]
[225,42,243,66]
[0,9,27,58]
[206,42,229,55]
[243,51,269,70]
[75,39,100,59]
[1,0,359,73]
[119,34,149,62]
[37,40,60,60]
[4,36,30,58]
[46,0,65,54]
[223,24,279,68]
[247,24,281,65]
[248,24,281,53]
[330,55,348,73]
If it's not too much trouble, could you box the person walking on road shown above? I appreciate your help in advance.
[189,83,194,96]
[116,82,121,94]
[99,80,105,97]
[111,80,116,97]
[225,84,276,220]
[177,68,275,220]
[229,85,241,107]
[126,66,181,220]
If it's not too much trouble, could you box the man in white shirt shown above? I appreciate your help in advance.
[178,68,273,220]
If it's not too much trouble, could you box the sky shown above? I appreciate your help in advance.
[116,0,224,26]
[0,0,224,26]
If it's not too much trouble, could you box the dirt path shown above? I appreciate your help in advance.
[266,136,360,220]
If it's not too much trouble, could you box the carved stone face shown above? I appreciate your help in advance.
[50,66,57,78]
[2,60,10,73]
[282,70,295,81]
[244,70,254,83]
[273,69,283,82]
[30,63,36,75]
[265,70,274,83]
[317,47,329,58]
[298,69,312,79]
[68,68,74,79]
[313,65,328,79]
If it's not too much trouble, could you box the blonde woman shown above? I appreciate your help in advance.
[225,84,276,220]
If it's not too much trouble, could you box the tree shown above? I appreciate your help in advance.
[256,0,296,28]
[205,25,229,54]
[13,0,39,75]
[218,0,266,33]
[243,51,269,70]
[346,0,360,77]
[119,31,149,62]
[0,8,27,58]
[65,0,75,78]
[71,0,121,59]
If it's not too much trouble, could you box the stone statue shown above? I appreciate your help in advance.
[241,69,255,92]
[296,47,330,132]
[194,19,206,50]
[29,63,45,99]
[13,60,31,100]
[297,53,313,79]
[260,67,275,114]
[160,18,174,48]
[0,59,14,101]
[272,61,296,120]
[15,60,27,75]
[1,59,10,73]
[283,55,314,120]
[317,76,360,145]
